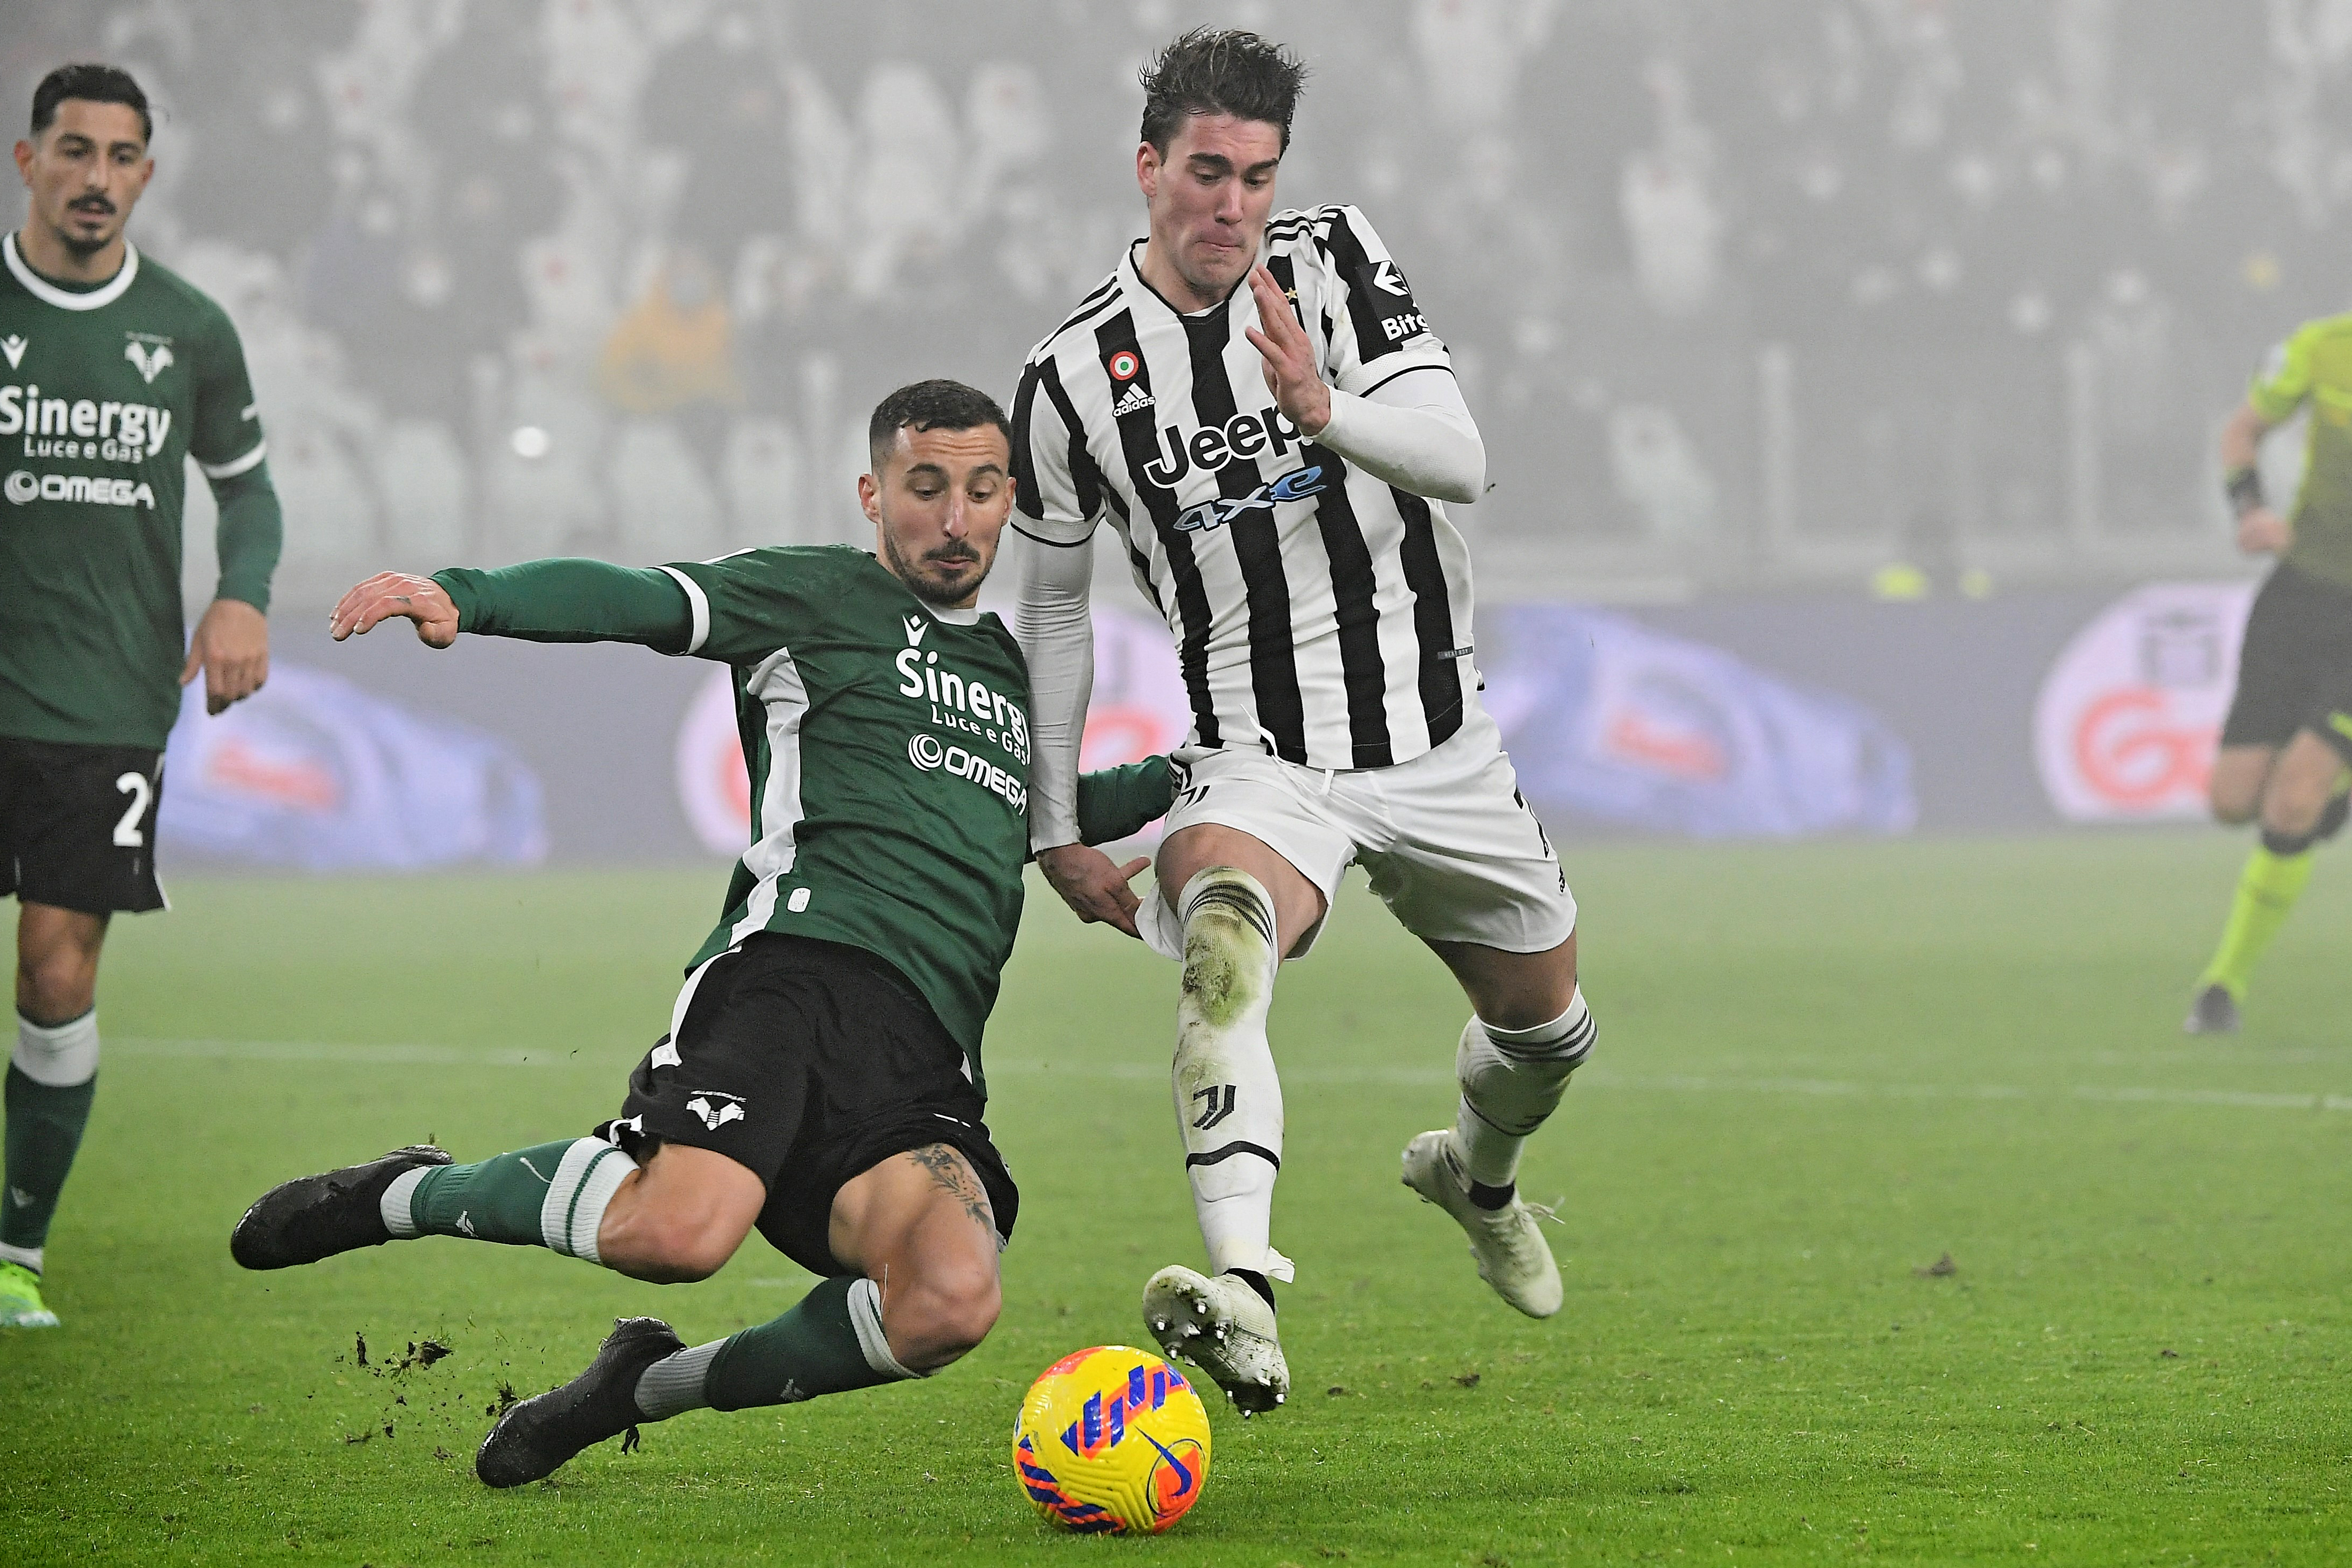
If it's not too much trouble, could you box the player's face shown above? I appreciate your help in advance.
[1138,113,1283,305]
[12,100,152,259]
[861,424,1015,609]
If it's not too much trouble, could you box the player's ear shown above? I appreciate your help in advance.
[1135,141,1160,198]
[857,470,883,527]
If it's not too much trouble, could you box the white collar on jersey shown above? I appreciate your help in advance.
[4,231,139,311]
[922,602,981,626]
[1123,240,1242,322]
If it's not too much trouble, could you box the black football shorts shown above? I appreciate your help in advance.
[2221,562,2352,764]
[599,933,1018,1277]
[0,737,166,915]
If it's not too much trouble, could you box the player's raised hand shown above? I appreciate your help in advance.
[1243,263,1332,438]
[330,571,461,648]
[180,597,270,716]
[2235,505,2291,556]
[1037,842,1152,940]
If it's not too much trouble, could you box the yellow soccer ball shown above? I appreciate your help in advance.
[1012,1345,1212,1534]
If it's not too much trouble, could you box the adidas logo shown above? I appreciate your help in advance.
[1113,383,1154,415]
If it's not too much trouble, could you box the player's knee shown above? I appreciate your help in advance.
[2209,783,2258,826]
[892,1260,1002,1370]
[15,951,96,1027]
[2260,789,2326,842]
[597,1204,739,1284]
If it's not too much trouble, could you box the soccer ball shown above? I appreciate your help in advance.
[1012,1345,1212,1534]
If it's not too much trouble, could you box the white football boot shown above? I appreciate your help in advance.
[1401,1129,1564,1319]
[1142,1264,1289,1416]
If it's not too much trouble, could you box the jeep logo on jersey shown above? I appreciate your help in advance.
[1140,405,1306,488]
[1174,464,1329,534]
[5,469,157,508]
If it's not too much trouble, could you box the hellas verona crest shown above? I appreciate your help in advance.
[125,339,173,384]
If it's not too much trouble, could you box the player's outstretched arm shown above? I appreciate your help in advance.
[331,559,695,653]
[1035,755,1180,939]
[330,571,463,647]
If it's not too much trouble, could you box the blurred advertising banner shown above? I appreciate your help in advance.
[675,665,752,857]
[672,610,1192,857]
[216,580,2263,868]
[1481,606,1916,837]
[2032,581,2256,823]
[160,663,546,870]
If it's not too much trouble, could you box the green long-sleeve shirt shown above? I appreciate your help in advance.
[434,549,1171,1083]
[0,239,281,747]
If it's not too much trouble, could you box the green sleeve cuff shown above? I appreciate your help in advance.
[1075,755,1178,845]
[210,464,282,614]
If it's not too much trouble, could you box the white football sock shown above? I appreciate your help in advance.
[14,1009,99,1087]
[1171,868,1293,1283]
[1453,990,1597,1188]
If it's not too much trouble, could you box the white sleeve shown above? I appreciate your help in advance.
[1012,527,1095,852]
[1312,366,1486,506]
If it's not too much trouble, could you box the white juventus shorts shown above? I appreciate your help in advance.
[1141,702,1576,962]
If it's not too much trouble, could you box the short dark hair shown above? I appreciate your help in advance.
[30,63,151,145]
[867,379,1011,469]
[1139,27,1307,155]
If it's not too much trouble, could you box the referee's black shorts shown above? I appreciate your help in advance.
[0,736,166,914]
[598,934,1017,1278]
[2221,562,2352,765]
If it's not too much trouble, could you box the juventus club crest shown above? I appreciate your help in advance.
[1190,1084,1237,1131]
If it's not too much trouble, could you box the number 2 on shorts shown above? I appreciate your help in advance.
[113,771,152,847]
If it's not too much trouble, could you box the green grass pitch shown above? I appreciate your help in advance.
[4,832,2349,1565]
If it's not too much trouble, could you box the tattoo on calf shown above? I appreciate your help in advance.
[909,1143,995,1232]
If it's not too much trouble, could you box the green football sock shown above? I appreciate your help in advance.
[634,1276,923,1418]
[2,1065,97,1262]
[2198,844,2316,1000]
[389,1138,634,1260]
[4,1010,103,1270]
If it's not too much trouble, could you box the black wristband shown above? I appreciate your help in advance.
[2226,467,2266,517]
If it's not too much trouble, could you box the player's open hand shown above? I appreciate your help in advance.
[180,597,270,716]
[330,571,461,648]
[2236,506,2291,556]
[1244,264,1332,438]
[1038,842,1151,940]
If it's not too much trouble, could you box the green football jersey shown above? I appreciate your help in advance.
[436,546,1171,1090]
[2249,313,2352,590]
[0,235,269,748]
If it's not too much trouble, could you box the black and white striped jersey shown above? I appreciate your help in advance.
[1010,203,1476,771]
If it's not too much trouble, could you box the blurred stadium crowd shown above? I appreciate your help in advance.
[10,0,2352,600]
